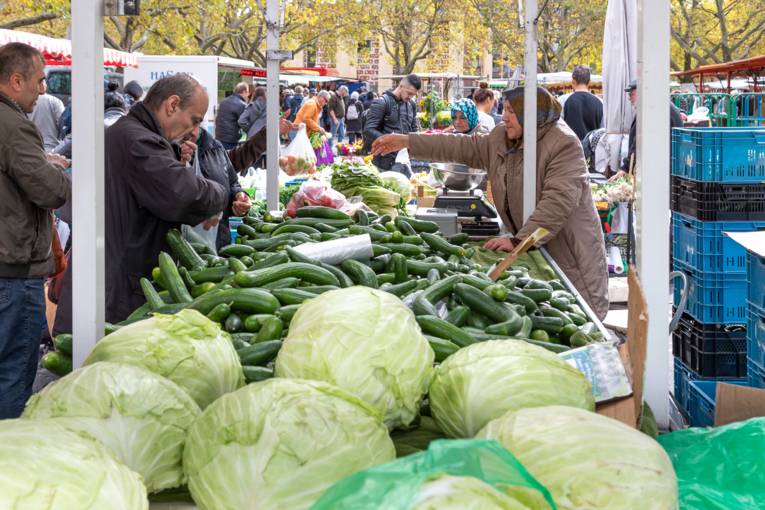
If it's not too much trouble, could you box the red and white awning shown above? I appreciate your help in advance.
[0,29,139,67]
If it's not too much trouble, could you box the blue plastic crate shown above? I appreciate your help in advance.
[749,251,765,311]
[229,217,243,244]
[688,380,750,427]
[748,303,765,368]
[672,128,765,183]
[671,212,765,274]
[673,262,748,324]
[673,358,746,417]
[749,359,765,388]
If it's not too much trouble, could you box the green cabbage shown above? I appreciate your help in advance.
[183,378,395,510]
[411,475,541,510]
[0,419,147,509]
[85,309,244,408]
[275,287,434,428]
[429,340,595,438]
[478,406,678,510]
[23,362,201,493]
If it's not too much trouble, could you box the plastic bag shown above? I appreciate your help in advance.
[658,417,765,509]
[284,179,367,218]
[182,153,221,253]
[310,439,557,510]
[279,124,317,176]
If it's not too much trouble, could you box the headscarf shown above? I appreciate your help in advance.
[502,86,561,129]
[450,98,479,132]
[351,91,359,101]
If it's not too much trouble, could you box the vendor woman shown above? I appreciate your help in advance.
[372,87,609,319]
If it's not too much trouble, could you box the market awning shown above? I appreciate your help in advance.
[0,29,139,67]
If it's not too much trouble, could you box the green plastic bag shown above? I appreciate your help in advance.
[310,439,557,510]
[658,417,765,509]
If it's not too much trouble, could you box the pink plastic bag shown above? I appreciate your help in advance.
[285,180,368,218]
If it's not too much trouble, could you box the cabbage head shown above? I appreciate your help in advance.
[274,286,434,428]
[411,475,542,510]
[0,419,147,510]
[429,340,595,438]
[477,406,678,510]
[85,309,244,408]
[183,378,395,510]
[23,362,201,493]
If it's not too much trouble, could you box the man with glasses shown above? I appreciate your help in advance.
[363,74,421,173]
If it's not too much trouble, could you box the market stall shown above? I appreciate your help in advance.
[0,28,138,67]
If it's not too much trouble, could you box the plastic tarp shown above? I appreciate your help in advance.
[658,417,765,509]
[599,0,637,173]
[0,29,138,67]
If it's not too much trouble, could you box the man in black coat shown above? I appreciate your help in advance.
[215,82,250,149]
[105,74,227,322]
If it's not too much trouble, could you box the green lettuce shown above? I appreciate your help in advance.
[411,475,542,510]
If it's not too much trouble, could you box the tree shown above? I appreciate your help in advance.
[0,0,69,32]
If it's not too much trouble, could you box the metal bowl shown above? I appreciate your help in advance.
[430,162,487,191]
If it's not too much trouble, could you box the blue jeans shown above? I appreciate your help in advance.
[0,277,45,418]
[330,118,346,143]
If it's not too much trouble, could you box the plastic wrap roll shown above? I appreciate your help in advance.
[292,234,373,265]
[608,245,625,274]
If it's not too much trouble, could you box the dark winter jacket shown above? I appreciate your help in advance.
[622,103,683,172]
[215,93,248,145]
[105,103,227,322]
[345,99,364,133]
[363,90,418,170]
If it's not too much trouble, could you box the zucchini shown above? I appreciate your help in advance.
[53,334,73,356]
[244,314,277,333]
[271,288,317,305]
[416,315,476,348]
[396,216,439,233]
[235,263,340,288]
[276,304,301,324]
[420,232,465,257]
[243,366,274,383]
[262,277,301,290]
[219,244,255,258]
[207,303,231,323]
[505,291,538,314]
[340,259,379,288]
[140,277,165,310]
[271,224,321,236]
[448,233,470,245]
[238,340,282,366]
[426,336,460,362]
[256,318,284,343]
[166,228,206,271]
[224,313,244,333]
[377,243,425,257]
[158,252,193,303]
[445,306,470,327]
[382,280,418,297]
[296,206,352,221]
[453,283,513,323]
[189,288,280,315]
[41,351,72,376]
[190,265,234,284]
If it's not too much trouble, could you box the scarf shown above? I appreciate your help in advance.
[450,98,479,132]
[503,86,562,150]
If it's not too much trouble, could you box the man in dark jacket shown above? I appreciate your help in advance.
[0,43,71,418]
[105,74,227,322]
[363,74,421,171]
[215,82,250,149]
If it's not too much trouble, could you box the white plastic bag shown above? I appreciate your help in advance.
[182,153,221,253]
[278,123,317,176]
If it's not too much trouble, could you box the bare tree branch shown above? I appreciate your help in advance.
[0,13,58,30]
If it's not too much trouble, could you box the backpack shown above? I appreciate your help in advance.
[362,94,396,153]
[346,101,360,121]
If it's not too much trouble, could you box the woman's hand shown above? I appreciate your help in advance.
[372,134,409,156]
[232,192,252,217]
[608,170,627,182]
[483,237,516,252]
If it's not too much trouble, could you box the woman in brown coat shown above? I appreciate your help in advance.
[372,87,609,319]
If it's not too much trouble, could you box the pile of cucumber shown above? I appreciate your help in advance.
[41,334,73,377]
[121,205,604,383]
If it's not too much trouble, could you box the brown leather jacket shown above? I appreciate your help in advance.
[409,121,609,319]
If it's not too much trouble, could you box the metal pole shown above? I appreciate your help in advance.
[71,0,105,367]
[636,0,670,429]
[522,0,538,222]
[265,0,281,211]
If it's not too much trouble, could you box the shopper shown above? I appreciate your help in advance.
[473,83,497,133]
[228,118,294,174]
[215,82,250,149]
[104,82,127,127]
[372,86,609,319]
[363,91,376,110]
[345,91,364,144]
[363,74,421,171]
[284,85,305,122]
[238,86,267,139]
[563,65,604,141]
[294,89,330,136]
[123,80,144,108]
[29,78,65,151]
[105,74,227,322]
[0,42,71,418]
[445,98,484,135]
[328,85,348,142]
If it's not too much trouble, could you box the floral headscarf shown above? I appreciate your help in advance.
[450,98,479,132]
[502,86,562,129]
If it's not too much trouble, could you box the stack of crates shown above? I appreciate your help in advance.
[745,248,765,389]
[671,127,765,426]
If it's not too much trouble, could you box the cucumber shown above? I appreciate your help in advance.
[263,211,284,223]
[389,231,404,244]
[517,316,533,337]
[104,323,121,335]
[190,265,234,284]
[238,340,282,366]
[321,263,354,288]
[41,351,72,376]
[377,243,425,257]
[228,257,248,273]
[425,336,460,362]
[271,224,321,236]
[524,338,570,353]
[525,279,554,292]
[454,283,513,323]
[314,223,338,234]
[224,313,244,333]
[394,216,417,235]
[349,225,391,241]
[505,291,538,314]
[189,288,280,315]
[207,303,231,323]
[420,232,465,257]
[235,263,340,288]
[552,290,576,303]
[284,217,354,228]
[406,259,449,277]
[373,214,392,225]
[151,266,167,290]
[427,268,441,284]
[402,235,424,245]
[580,322,603,340]
[382,280,418,297]
[256,318,284,342]
[230,336,250,351]
[286,246,316,264]
[520,287,553,303]
[377,273,396,285]
[296,206,352,221]
[166,228,206,271]
[372,244,391,256]
[243,366,274,383]
[244,314,276,333]
[550,297,571,311]
[530,316,566,335]
[549,280,566,291]
[262,277,301,290]
[219,244,255,258]
[237,223,259,238]
[53,334,73,356]
[466,313,491,330]
[416,315,476,348]
[530,329,550,342]
[271,288,317,305]
[569,331,591,348]
[178,267,197,291]
[484,283,509,301]
[124,302,152,323]
[140,277,165,310]
[299,285,340,295]
[258,222,280,233]
[412,295,439,317]
[276,304,301,323]
[539,305,574,325]
[560,323,580,344]
[568,303,587,317]
[356,209,369,226]
[396,216,439,233]
[445,306,470,327]
[158,252,193,303]
[420,274,462,304]
[240,255,255,267]
[340,259,379,288]
[320,232,342,241]
[484,312,523,336]
[567,312,587,326]
[459,274,492,291]
[389,253,408,283]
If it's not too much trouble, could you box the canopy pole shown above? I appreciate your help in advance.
[522,0,538,223]
[635,0,670,429]
[265,0,281,211]
[71,0,105,367]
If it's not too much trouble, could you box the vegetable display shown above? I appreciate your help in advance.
[182,378,395,510]
[478,406,678,510]
[0,419,148,509]
[23,362,200,493]
[330,162,404,216]
[429,341,596,438]
[275,287,435,429]
[408,475,540,509]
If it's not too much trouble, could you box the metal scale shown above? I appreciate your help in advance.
[416,163,501,237]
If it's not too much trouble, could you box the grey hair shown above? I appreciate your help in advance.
[0,42,44,84]
[338,85,349,94]
[294,85,304,94]
[317,90,331,101]
[143,74,205,110]
[234,82,250,94]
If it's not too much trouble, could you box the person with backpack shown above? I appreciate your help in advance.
[345,91,364,144]
[363,74,421,173]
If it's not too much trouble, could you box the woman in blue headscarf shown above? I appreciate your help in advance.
[447,98,490,135]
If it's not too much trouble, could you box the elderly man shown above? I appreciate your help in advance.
[328,85,349,142]
[0,43,71,418]
[215,81,250,149]
[105,74,228,322]
[294,89,330,138]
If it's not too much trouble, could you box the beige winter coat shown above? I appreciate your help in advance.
[409,120,609,319]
